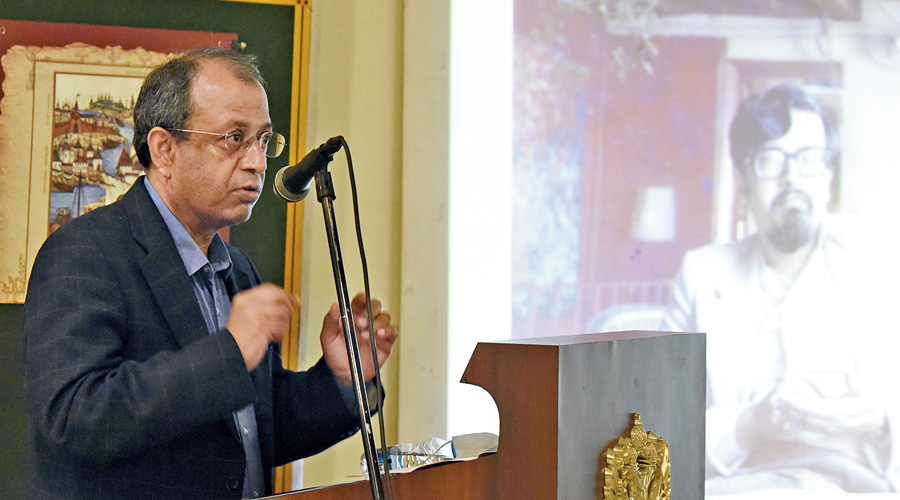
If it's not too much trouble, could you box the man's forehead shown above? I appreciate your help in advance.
[223,117,274,131]
[189,60,271,127]
[759,108,826,150]
[787,109,826,135]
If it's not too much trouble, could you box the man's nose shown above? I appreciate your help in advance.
[242,139,268,173]
[780,156,803,185]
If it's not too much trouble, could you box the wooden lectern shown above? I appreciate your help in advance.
[270,331,705,500]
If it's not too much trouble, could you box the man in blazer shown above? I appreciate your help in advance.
[24,47,397,499]
[663,85,896,493]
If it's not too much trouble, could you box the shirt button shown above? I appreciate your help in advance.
[243,426,249,436]
[226,477,241,491]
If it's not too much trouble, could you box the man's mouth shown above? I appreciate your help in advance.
[237,185,261,201]
[771,189,811,215]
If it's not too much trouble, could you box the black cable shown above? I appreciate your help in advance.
[339,136,395,500]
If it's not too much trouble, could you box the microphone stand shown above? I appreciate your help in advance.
[312,169,385,500]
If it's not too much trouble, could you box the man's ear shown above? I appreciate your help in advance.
[734,166,752,196]
[146,127,177,179]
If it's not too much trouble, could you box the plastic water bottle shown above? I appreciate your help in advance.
[360,437,454,474]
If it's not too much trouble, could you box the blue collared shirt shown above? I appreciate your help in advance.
[145,178,265,498]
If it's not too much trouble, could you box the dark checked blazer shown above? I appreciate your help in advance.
[24,178,359,500]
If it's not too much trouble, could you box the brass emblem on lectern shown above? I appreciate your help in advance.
[600,413,671,500]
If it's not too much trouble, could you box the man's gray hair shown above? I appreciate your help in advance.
[132,47,265,168]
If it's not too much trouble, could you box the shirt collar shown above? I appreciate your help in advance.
[751,219,837,295]
[144,177,232,276]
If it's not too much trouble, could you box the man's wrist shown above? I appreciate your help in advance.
[338,379,381,415]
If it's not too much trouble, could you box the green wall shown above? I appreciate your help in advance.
[0,304,26,497]
[0,1,296,497]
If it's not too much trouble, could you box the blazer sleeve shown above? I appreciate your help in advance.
[270,354,364,465]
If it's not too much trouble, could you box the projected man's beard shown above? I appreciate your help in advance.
[764,189,816,253]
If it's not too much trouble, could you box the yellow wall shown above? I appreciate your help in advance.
[297,0,454,488]
[298,0,421,488]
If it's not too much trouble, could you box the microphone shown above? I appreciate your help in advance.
[273,136,344,202]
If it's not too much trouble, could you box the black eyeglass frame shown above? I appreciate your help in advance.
[744,146,835,179]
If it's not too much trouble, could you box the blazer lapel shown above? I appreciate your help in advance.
[223,262,269,393]
[123,179,209,349]
[122,180,248,448]
[224,256,276,474]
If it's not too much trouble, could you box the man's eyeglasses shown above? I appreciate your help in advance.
[746,147,834,179]
[169,128,286,158]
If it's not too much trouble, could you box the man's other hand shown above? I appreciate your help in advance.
[228,283,299,371]
[320,292,399,387]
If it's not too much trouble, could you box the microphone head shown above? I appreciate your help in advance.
[272,135,344,202]
[273,164,310,202]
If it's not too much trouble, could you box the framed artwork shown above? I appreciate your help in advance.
[0,19,237,303]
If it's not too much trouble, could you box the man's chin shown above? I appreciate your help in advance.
[766,212,815,253]
[222,206,254,228]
